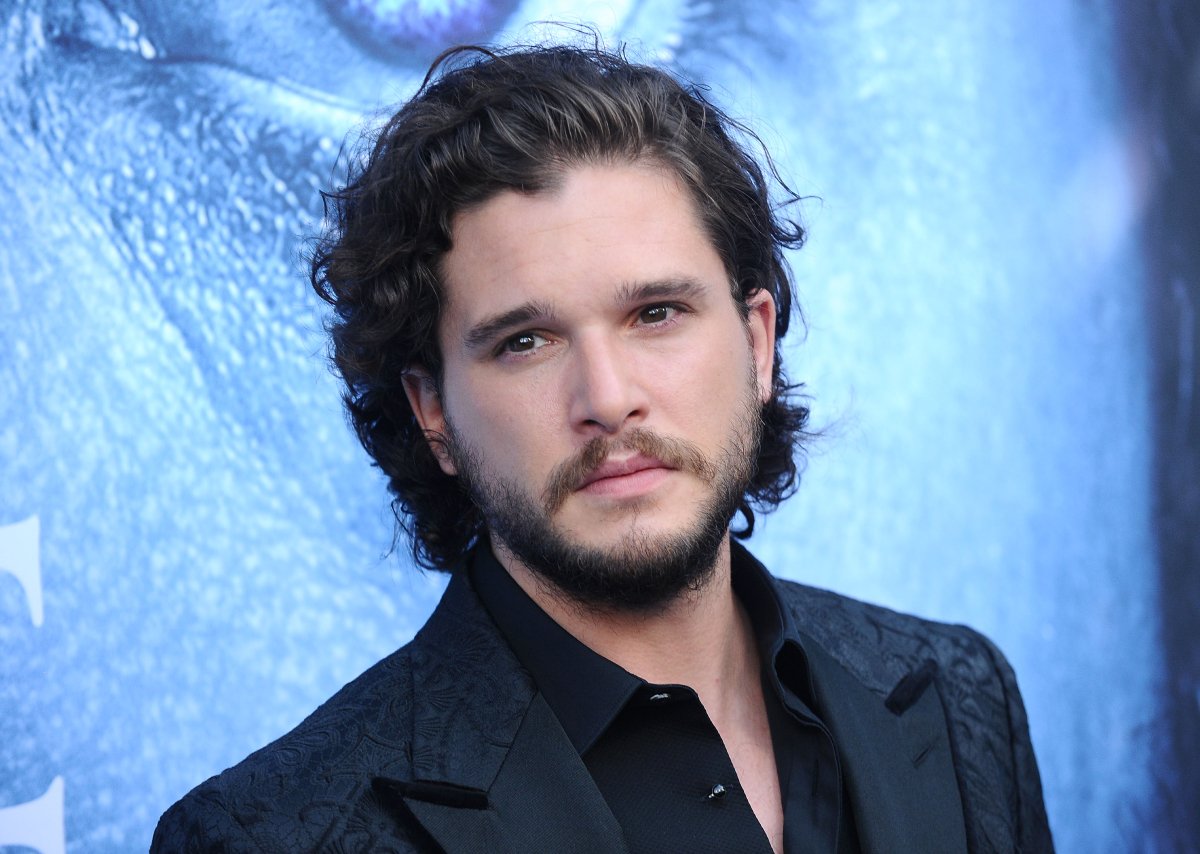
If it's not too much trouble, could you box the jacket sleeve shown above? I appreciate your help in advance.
[971,629,1055,854]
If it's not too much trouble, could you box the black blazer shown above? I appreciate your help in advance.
[153,550,1053,853]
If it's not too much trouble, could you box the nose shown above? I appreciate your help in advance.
[566,333,648,435]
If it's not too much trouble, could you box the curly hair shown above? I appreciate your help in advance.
[309,42,811,571]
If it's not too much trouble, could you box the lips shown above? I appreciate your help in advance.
[577,454,671,490]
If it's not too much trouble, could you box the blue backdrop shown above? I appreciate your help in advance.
[2,1,1197,851]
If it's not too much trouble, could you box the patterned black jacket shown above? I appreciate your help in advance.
[152,545,1053,853]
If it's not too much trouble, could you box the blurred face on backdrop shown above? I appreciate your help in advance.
[404,161,776,610]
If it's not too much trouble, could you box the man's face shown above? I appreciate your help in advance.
[405,161,776,609]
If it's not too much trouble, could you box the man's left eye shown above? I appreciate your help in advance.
[638,305,677,325]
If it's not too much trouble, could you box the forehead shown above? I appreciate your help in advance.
[438,162,728,341]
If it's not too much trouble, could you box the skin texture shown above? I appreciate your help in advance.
[406,162,774,559]
[403,160,785,850]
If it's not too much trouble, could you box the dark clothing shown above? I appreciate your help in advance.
[152,543,1055,853]
[471,545,859,854]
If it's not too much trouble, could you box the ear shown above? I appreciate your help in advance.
[401,367,458,476]
[743,289,777,403]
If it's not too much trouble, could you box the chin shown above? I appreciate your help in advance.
[557,508,701,548]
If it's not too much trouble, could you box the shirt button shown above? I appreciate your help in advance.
[707,784,727,800]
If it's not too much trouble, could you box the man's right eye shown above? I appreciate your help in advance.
[501,332,548,355]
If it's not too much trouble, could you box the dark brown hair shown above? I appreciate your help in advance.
[310,42,811,571]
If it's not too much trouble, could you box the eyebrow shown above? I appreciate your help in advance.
[614,277,707,305]
[463,299,557,352]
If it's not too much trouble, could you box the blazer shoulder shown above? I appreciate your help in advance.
[152,642,424,852]
[772,577,1054,852]
[151,567,515,852]
[772,577,995,690]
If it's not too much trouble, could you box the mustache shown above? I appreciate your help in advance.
[541,428,716,513]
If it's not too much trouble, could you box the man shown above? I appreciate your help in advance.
[153,43,1052,853]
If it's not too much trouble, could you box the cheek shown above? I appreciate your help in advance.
[665,354,748,426]
[445,375,560,470]
[693,331,756,394]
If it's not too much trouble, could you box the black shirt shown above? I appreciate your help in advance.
[470,542,861,854]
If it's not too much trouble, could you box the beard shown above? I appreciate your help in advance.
[444,379,763,613]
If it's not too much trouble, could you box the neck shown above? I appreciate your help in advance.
[494,536,762,726]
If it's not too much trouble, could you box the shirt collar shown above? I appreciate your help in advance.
[730,541,823,723]
[469,545,641,755]
[469,539,818,755]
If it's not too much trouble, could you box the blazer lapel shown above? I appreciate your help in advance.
[399,693,628,854]
[374,572,628,854]
[803,637,968,854]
